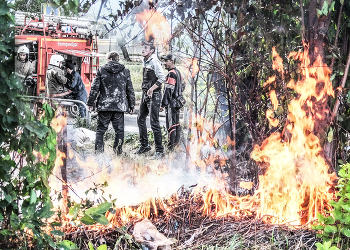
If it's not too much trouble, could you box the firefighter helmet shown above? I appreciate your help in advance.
[17,45,29,55]
[49,54,65,67]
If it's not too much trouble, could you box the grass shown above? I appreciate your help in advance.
[125,63,143,92]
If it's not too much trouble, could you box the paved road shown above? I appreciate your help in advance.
[124,113,166,133]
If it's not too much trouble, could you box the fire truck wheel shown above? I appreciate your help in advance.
[67,104,80,118]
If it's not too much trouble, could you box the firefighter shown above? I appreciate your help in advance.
[135,41,166,159]
[160,54,184,150]
[65,62,88,117]
[87,51,135,155]
[15,45,35,94]
[46,54,71,98]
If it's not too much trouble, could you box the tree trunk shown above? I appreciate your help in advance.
[307,0,335,170]
[118,43,132,62]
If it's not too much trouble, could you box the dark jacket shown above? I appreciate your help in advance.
[87,61,135,112]
[161,67,184,108]
[142,54,165,93]
[66,70,87,98]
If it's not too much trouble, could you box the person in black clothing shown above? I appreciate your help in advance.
[135,42,166,159]
[65,62,88,117]
[160,54,184,150]
[87,51,135,154]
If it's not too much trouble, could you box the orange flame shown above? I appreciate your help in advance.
[51,112,67,133]
[136,9,171,45]
[272,47,284,75]
[264,76,276,87]
[266,110,279,127]
[251,45,336,224]
[269,90,278,110]
[191,59,199,77]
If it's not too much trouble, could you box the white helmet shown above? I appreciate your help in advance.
[49,54,65,67]
[18,45,29,55]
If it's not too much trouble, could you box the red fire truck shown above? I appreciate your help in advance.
[15,11,103,97]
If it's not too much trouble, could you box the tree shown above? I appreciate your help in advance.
[1,1,58,248]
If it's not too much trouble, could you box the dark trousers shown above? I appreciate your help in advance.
[95,111,124,153]
[166,107,181,148]
[76,89,88,118]
[137,92,164,153]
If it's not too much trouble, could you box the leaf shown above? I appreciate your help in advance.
[88,241,95,250]
[80,215,96,225]
[321,1,329,15]
[91,214,109,225]
[51,222,62,227]
[69,204,80,220]
[10,212,20,229]
[51,230,65,236]
[341,228,350,237]
[85,207,98,216]
[0,229,13,236]
[315,242,326,250]
[56,240,79,250]
[324,225,337,234]
[30,189,37,204]
[0,5,9,15]
[25,121,49,139]
[95,202,112,215]
[43,233,57,248]
[340,0,344,5]
[312,225,324,230]
[330,74,336,81]
[324,216,335,225]
[96,245,107,250]
[317,213,325,222]
[333,209,343,221]
[339,168,346,177]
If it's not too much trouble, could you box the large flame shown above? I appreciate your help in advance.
[136,9,171,45]
[251,45,336,224]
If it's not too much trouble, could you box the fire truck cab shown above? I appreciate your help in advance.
[15,11,103,97]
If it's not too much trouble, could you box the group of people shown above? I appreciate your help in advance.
[86,42,184,159]
[45,54,88,117]
[15,45,88,117]
[17,42,184,160]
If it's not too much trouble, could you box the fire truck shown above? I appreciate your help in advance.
[15,11,103,119]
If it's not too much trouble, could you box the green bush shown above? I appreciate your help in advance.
[313,163,350,250]
[0,2,58,248]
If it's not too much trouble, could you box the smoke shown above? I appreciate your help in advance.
[50,144,216,208]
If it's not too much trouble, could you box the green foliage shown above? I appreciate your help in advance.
[0,1,61,248]
[313,163,350,249]
[316,241,340,250]
[56,240,79,250]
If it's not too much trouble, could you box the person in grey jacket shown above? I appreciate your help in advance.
[46,54,71,98]
[65,62,88,117]
[87,51,135,154]
[135,41,166,159]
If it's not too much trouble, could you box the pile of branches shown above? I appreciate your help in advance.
[61,190,320,250]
